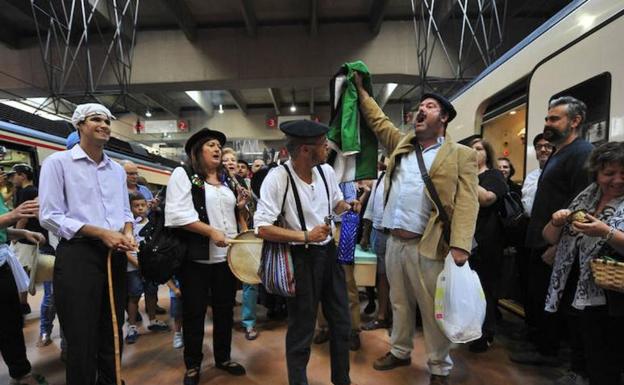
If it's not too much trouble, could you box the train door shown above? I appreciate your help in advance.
[0,141,39,208]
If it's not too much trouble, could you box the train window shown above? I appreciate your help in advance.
[550,72,611,146]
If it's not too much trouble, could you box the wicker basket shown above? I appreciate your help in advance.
[591,258,624,293]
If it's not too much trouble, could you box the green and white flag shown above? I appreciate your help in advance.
[327,61,378,182]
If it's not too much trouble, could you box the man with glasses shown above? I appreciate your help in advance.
[122,161,154,207]
[521,134,554,216]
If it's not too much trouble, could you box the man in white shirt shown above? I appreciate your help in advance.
[522,133,554,216]
[254,120,360,385]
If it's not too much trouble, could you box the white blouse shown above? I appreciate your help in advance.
[165,167,238,264]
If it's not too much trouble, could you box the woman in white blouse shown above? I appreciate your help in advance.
[165,128,249,385]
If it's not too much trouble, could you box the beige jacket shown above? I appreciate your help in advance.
[360,96,479,260]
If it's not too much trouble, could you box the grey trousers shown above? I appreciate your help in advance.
[386,235,453,376]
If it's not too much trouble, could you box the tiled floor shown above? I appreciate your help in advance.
[1,287,561,385]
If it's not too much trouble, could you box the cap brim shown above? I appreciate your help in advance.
[184,128,227,156]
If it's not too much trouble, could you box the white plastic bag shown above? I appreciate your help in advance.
[434,253,486,343]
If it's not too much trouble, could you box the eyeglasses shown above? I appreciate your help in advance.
[535,144,554,151]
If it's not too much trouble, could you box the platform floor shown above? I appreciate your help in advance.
[1,287,563,385]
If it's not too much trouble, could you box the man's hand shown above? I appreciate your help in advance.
[210,228,228,247]
[353,72,369,99]
[308,224,331,243]
[12,200,39,221]
[450,247,469,267]
[349,200,362,214]
[99,229,137,252]
[24,231,46,245]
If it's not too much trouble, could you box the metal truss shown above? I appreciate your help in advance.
[30,0,140,114]
[410,0,508,96]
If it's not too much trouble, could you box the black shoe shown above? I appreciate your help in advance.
[313,329,330,344]
[155,304,167,315]
[215,361,246,376]
[362,319,391,331]
[183,367,200,385]
[469,336,490,353]
[350,331,361,351]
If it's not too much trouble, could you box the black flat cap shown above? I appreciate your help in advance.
[184,128,226,156]
[7,163,33,177]
[280,120,330,138]
[420,93,457,123]
[458,134,482,146]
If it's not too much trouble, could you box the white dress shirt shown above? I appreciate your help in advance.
[165,167,238,264]
[254,162,343,245]
[39,145,133,240]
[382,138,443,234]
[363,175,385,230]
[522,168,542,216]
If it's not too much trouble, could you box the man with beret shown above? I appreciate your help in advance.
[254,120,361,385]
[354,74,479,385]
[39,103,135,385]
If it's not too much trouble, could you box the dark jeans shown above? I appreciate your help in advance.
[54,239,126,385]
[179,261,237,369]
[286,242,351,385]
[580,306,624,385]
[0,263,31,379]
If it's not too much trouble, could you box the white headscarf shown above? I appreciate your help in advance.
[71,103,115,128]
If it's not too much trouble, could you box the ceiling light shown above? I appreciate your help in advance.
[218,104,224,114]
[509,110,517,115]
[290,89,297,113]
[290,104,297,113]
[145,109,152,118]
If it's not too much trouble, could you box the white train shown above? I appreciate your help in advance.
[449,0,624,181]
[0,108,174,187]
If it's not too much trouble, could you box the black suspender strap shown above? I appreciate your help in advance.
[315,165,331,216]
[373,170,386,200]
[283,164,307,231]
[414,144,451,244]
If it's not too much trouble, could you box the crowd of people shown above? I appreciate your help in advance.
[0,75,623,385]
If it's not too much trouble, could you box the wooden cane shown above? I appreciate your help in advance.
[226,239,263,245]
[106,249,122,385]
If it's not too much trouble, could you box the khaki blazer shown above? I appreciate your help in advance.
[360,97,479,260]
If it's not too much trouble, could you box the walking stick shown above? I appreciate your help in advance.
[106,249,122,385]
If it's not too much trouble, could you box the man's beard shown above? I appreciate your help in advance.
[543,124,571,145]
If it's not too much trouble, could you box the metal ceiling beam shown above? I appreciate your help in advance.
[369,0,389,36]
[227,89,248,115]
[267,88,281,115]
[309,0,318,36]
[309,88,315,114]
[157,0,197,42]
[375,83,398,109]
[144,93,179,117]
[88,0,133,43]
[239,0,257,37]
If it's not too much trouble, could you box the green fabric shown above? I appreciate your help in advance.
[328,61,378,180]
[0,197,7,243]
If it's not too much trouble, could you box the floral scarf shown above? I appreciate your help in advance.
[545,183,624,312]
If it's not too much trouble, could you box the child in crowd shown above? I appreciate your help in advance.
[126,193,169,344]
[167,277,183,349]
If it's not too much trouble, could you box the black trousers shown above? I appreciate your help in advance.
[471,242,503,339]
[54,239,126,385]
[0,263,31,379]
[179,260,237,369]
[580,306,624,385]
[286,242,351,385]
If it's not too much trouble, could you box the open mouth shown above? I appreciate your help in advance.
[416,112,426,123]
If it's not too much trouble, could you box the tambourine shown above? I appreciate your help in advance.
[226,230,264,284]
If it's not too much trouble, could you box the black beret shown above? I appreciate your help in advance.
[420,92,457,123]
[457,134,482,146]
[184,128,226,156]
[280,120,330,138]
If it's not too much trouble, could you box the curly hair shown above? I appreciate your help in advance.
[586,141,624,181]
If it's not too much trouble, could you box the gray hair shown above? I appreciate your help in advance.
[549,96,587,126]
[285,136,315,159]
[586,141,624,180]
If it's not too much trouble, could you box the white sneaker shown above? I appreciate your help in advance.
[173,331,184,349]
[554,371,589,385]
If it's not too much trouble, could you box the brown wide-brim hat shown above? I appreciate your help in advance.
[184,128,227,157]
[28,250,55,296]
